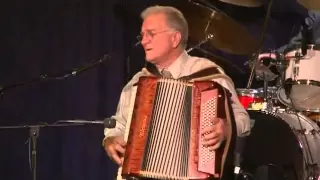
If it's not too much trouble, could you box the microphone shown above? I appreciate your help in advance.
[57,117,116,128]
[234,136,246,180]
[125,40,141,82]
[134,41,141,47]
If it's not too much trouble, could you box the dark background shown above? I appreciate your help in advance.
[0,0,311,179]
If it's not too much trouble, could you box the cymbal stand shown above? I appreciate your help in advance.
[187,34,214,53]
[246,0,274,89]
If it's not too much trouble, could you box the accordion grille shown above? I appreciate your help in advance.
[141,79,191,179]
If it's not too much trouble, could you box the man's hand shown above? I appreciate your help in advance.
[104,136,126,165]
[201,118,227,150]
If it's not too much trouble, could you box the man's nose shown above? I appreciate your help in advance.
[140,35,149,46]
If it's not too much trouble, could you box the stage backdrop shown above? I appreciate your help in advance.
[0,0,128,179]
[0,0,309,180]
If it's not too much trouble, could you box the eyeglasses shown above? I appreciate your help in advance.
[136,30,172,41]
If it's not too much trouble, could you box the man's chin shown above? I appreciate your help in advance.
[145,57,156,63]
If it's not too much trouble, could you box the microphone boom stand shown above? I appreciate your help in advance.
[0,123,85,180]
[30,126,39,180]
[0,54,111,97]
[0,118,116,180]
[0,53,112,179]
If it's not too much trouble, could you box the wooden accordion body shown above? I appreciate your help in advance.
[121,76,228,180]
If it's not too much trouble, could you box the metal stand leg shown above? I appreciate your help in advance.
[30,126,39,180]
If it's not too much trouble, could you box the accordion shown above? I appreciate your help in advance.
[121,76,232,180]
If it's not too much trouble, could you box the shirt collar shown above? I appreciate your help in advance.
[159,51,189,78]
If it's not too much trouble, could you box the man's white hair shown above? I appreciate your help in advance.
[141,5,189,47]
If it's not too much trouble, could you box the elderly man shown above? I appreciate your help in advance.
[103,5,251,179]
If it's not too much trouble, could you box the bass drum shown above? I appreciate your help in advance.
[242,110,320,180]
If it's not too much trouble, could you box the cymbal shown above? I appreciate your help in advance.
[218,0,264,7]
[174,0,259,55]
[297,0,320,10]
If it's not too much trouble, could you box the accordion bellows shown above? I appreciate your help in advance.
[121,76,228,180]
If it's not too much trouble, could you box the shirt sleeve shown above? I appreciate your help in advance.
[212,77,251,137]
[103,72,143,142]
[277,11,319,53]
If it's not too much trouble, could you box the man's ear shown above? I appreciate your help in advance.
[172,31,182,48]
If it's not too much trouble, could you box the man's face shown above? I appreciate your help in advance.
[140,13,178,64]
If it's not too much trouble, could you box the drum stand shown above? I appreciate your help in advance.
[261,77,275,113]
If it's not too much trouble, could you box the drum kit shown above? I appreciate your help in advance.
[174,0,320,179]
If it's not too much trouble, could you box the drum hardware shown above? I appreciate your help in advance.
[292,128,319,136]
[246,0,274,89]
[275,54,287,89]
[187,34,214,53]
[258,78,272,113]
[277,45,320,112]
[243,111,320,180]
[249,62,278,112]
[305,164,319,180]
[290,109,319,180]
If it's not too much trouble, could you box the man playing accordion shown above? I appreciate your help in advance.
[103,5,251,180]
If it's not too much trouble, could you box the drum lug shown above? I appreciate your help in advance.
[294,129,306,135]
[309,129,318,135]
[293,66,299,77]
[306,163,319,180]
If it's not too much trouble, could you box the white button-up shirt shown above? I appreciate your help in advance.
[104,51,251,139]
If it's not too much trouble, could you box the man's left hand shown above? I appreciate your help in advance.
[201,118,227,150]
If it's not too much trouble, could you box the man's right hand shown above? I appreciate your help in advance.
[104,136,127,166]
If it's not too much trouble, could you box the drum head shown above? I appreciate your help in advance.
[278,85,320,112]
[277,87,293,108]
[243,111,320,180]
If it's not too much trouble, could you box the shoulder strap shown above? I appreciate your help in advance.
[179,66,222,81]
[144,62,162,77]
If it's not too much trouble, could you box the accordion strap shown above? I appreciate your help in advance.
[220,87,236,179]
[142,62,234,85]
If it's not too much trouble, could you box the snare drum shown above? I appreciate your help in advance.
[236,88,264,110]
[243,110,320,180]
[278,46,320,111]
[237,87,283,110]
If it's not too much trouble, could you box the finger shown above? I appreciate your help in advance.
[111,152,122,165]
[107,146,122,165]
[209,141,222,151]
[202,137,220,146]
[116,138,127,147]
[114,143,126,155]
[194,154,198,163]
[201,126,215,135]
[120,157,124,166]
[114,136,126,147]
[105,143,115,157]
[214,174,220,178]
[203,131,219,141]
[212,118,221,125]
